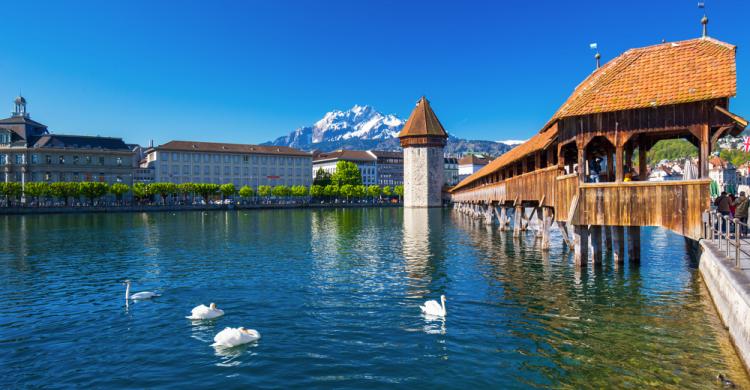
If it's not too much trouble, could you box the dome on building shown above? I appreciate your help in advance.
[14,95,26,105]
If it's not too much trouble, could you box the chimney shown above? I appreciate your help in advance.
[595,52,601,69]
[149,139,154,148]
[701,14,708,38]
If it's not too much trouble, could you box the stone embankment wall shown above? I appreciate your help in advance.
[700,241,750,371]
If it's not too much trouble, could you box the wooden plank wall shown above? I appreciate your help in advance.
[553,174,579,218]
[574,180,710,240]
[450,166,558,205]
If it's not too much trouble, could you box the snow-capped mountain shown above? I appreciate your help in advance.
[269,105,404,149]
[267,104,516,156]
[496,139,526,146]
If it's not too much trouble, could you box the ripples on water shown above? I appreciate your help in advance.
[0,209,747,389]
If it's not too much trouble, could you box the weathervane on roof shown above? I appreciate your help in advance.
[698,2,708,38]
[590,43,600,69]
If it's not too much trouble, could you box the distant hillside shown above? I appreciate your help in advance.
[266,105,515,157]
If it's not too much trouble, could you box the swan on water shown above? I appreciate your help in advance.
[420,295,447,317]
[124,280,160,301]
[212,327,261,347]
[187,303,225,320]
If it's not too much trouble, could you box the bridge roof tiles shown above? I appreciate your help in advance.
[545,37,736,129]
[451,125,557,192]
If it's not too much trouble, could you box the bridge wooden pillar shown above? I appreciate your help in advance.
[638,138,649,180]
[604,226,613,253]
[513,206,523,237]
[615,144,624,182]
[573,225,589,267]
[698,123,710,178]
[497,206,509,231]
[613,226,625,265]
[540,207,553,251]
[627,226,641,263]
[590,225,603,265]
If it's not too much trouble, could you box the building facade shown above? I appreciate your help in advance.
[142,140,312,187]
[709,156,738,193]
[398,97,447,207]
[458,154,490,182]
[0,96,135,189]
[368,150,403,187]
[444,157,459,187]
[312,150,378,185]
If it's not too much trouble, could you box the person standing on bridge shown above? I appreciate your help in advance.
[735,192,749,236]
[716,192,731,233]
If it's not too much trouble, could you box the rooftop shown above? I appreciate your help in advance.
[546,37,736,128]
[398,97,448,138]
[313,149,376,162]
[156,140,310,156]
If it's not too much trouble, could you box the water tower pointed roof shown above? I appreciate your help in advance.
[398,96,448,138]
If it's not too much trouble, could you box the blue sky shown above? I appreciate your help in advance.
[0,0,747,145]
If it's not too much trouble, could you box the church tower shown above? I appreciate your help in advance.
[398,97,448,208]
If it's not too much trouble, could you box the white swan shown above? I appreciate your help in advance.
[212,327,261,347]
[124,280,160,301]
[186,303,225,320]
[420,295,447,317]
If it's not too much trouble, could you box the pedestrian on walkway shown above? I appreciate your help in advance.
[735,192,749,236]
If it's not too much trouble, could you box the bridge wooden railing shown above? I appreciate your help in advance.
[451,170,710,240]
[573,179,710,240]
[450,166,560,206]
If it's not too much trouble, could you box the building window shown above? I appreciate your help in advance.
[85,155,91,164]
[58,155,65,164]
[243,155,249,163]
[0,132,9,144]
[172,153,179,162]
[45,172,51,181]
[116,157,123,166]
[204,166,210,175]
[99,156,105,165]
[72,155,79,164]
[73,172,80,181]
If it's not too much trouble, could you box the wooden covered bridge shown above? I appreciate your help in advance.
[450,35,747,266]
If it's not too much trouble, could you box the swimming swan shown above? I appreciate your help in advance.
[187,303,225,320]
[124,280,160,301]
[212,327,261,347]
[420,295,447,317]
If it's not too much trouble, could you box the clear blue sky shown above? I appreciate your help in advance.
[0,0,747,146]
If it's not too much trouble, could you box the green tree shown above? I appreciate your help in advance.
[310,184,324,199]
[178,182,197,203]
[79,182,110,204]
[24,182,50,206]
[0,182,23,206]
[132,182,152,204]
[332,161,362,186]
[49,182,80,206]
[258,185,272,199]
[291,185,308,197]
[382,185,393,197]
[110,183,130,202]
[646,139,699,164]
[340,184,354,201]
[324,184,339,200]
[238,185,255,199]
[353,184,366,199]
[272,185,290,198]
[394,185,404,202]
[220,183,236,201]
[149,182,177,205]
[367,185,382,200]
[313,168,332,186]
[195,183,220,204]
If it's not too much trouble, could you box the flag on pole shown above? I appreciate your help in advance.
[589,43,598,50]
[743,136,750,152]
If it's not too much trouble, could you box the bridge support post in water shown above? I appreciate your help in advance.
[557,222,573,248]
[513,206,523,237]
[604,227,613,255]
[613,226,625,265]
[573,225,589,267]
[483,204,494,225]
[496,206,508,231]
[627,226,641,263]
[590,225,603,265]
[540,207,553,251]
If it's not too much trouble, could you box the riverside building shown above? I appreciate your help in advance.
[142,140,312,187]
[0,96,135,186]
[312,150,378,186]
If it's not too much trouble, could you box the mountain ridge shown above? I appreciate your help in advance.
[265,105,514,157]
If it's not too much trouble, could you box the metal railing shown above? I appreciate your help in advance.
[705,210,750,268]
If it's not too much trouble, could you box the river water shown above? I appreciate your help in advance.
[0,208,747,388]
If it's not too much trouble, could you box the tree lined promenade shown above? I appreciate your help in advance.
[0,160,405,209]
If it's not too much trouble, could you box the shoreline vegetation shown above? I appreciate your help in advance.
[0,181,406,214]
